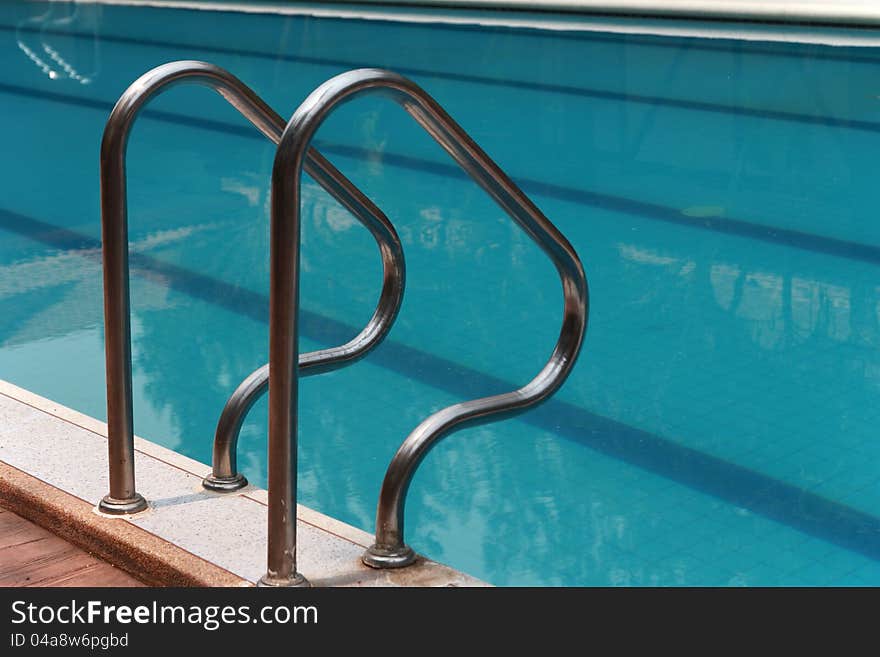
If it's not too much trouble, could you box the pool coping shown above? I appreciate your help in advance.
[0,379,486,587]
[0,461,248,587]
[65,0,880,47]
[80,0,880,26]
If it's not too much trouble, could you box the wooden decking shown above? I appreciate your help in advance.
[0,507,144,587]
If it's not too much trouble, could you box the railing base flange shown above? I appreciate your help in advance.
[98,493,148,515]
[362,544,417,569]
[257,572,310,588]
[202,473,248,492]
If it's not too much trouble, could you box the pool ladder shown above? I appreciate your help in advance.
[99,61,588,586]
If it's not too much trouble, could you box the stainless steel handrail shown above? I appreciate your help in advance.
[99,60,404,514]
[266,68,588,585]
[204,213,404,490]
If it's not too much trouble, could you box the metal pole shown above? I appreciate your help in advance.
[99,114,145,514]
[261,135,306,586]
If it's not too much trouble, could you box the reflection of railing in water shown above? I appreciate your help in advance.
[15,0,100,84]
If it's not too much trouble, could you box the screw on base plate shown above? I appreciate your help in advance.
[202,472,248,492]
[362,543,417,569]
[98,493,148,515]
[257,572,310,588]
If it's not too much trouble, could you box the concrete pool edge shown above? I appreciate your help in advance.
[73,0,880,28]
[32,1,880,47]
[0,461,249,587]
[0,379,486,587]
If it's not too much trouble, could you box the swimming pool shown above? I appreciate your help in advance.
[2,0,880,586]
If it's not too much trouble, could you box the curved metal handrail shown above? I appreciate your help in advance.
[99,60,405,514]
[264,68,588,585]
[205,231,404,490]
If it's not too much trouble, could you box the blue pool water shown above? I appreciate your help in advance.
[2,0,880,586]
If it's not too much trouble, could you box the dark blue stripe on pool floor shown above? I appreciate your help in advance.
[2,80,880,267]
[1,204,880,563]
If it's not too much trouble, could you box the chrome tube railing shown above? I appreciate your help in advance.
[99,60,404,515]
[267,68,588,584]
[204,199,404,490]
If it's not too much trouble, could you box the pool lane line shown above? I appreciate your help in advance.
[3,79,880,268]
[317,142,880,266]
[4,22,880,135]
[2,204,880,563]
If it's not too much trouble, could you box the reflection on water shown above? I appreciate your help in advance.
[5,184,879,585]
[15,1,99,84]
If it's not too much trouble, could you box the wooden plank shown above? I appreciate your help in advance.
[1,547,98,587]
[40,563,143,587]
[0,508,41,552]
[0,508,143,587]
[1,462,246,586]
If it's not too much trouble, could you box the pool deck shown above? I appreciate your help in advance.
[0,379,485,587]
[0,508,144,587]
